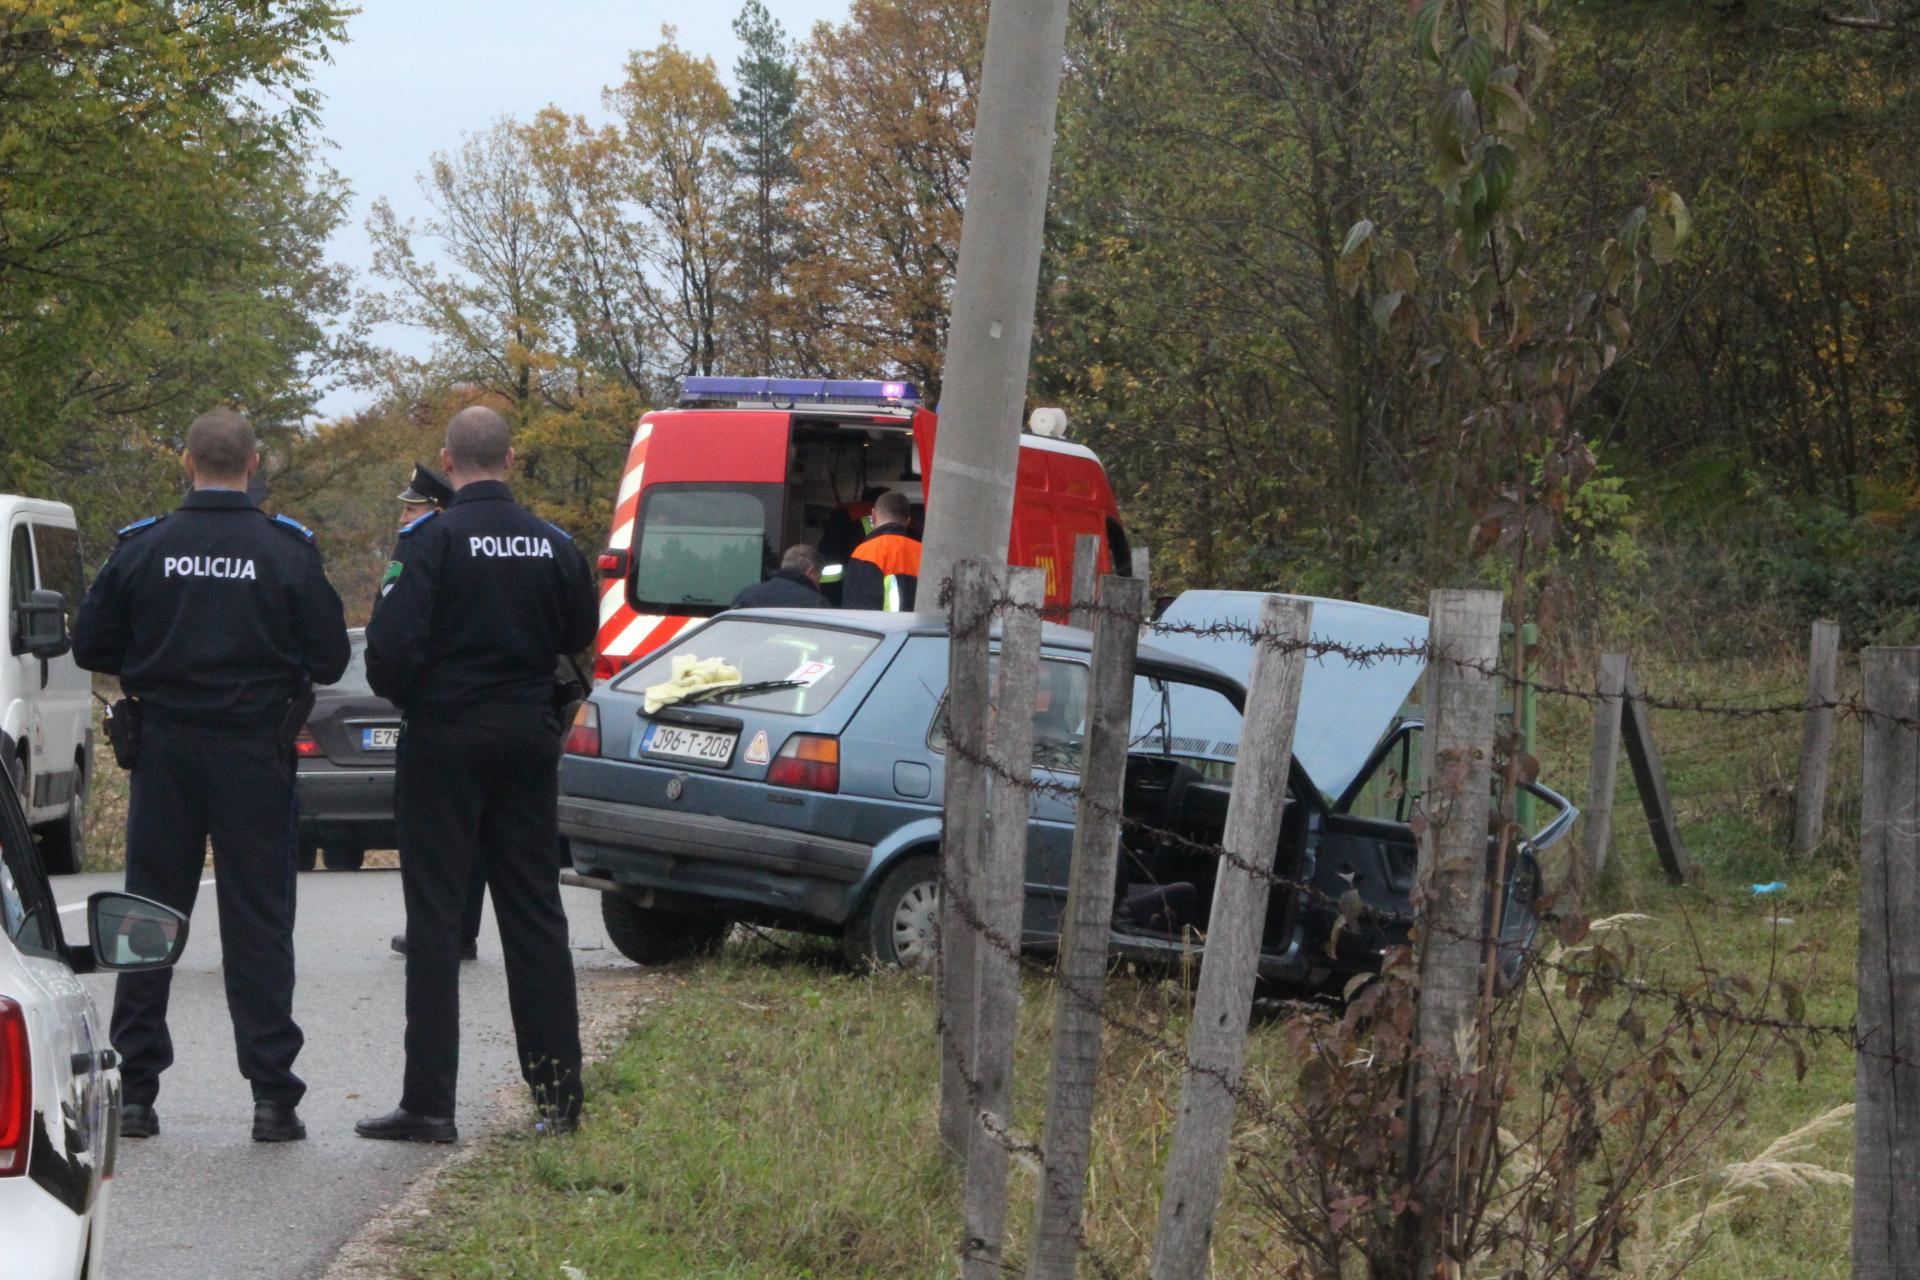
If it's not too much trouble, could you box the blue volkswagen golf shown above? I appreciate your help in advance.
[557,595,1575,991]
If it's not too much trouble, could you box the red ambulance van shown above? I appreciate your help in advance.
[590,377,1132,680]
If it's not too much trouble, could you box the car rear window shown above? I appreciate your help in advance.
[615,618,882,716]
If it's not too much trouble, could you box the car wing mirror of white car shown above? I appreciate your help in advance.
[71,892,191,974]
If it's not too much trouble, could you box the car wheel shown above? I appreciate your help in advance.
[296,838,319,872]
[843,853,940,972]
[323,843,366,871]
[600,891,728,966]
[37,792,86,876]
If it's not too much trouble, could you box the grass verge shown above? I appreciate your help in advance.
[343,650,1874,1277]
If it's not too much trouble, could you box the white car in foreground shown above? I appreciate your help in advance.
[2,754,187,1277]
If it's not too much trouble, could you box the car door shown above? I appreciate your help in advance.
[26,521,88,817]
[4,520,39,806]
[923,650,1089,946]
[1305,723,1423,970]
[0,781,106,1219]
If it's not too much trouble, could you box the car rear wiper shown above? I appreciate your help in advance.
[676,679,807,707]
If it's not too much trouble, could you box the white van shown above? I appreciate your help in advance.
[1,497,91,874]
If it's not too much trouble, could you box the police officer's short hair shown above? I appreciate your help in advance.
[874,490,910,524]
[781,544,824,576]
[445,406,511,472]
[186,408,256,477]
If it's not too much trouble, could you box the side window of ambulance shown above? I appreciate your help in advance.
[7,524,32,610]
[30,523,85,618]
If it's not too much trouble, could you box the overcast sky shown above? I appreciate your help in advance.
[307,0,849,420]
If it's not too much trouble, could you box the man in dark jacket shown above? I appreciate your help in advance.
[357,406,598,1143]
[71,407,350,1143]
[731,544,831,609]
[841,490,921,611]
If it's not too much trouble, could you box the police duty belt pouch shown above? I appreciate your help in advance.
[104,697,142,770]
[278,685,317,757]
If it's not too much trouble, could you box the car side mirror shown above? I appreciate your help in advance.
[11,588,69,660]
[86,892,189,972]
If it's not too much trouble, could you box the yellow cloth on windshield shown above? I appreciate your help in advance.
[643,654,742,714]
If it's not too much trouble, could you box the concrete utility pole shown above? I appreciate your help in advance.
[917,0,1073,599]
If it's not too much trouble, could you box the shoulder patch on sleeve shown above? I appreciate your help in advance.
[116,515,163,539]
[398,509,440,537]
[271,513,316,540]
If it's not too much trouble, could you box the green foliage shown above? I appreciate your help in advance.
[0,1,350,549]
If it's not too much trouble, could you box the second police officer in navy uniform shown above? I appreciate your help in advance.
[358,406,598,1142]
[71,408,350,1143]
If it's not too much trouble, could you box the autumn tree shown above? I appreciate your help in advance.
[605,29,737,378]
[788,0,987,393]
[364,120,570,413]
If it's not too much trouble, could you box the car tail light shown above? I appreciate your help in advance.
[294,727,322,758]
[596,548,630,580]
[767,734,839,793]
[564,703,601,757]
[0,996,29,1177]
[592,653,624,682]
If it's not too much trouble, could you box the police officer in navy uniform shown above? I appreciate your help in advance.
[357,406,597,1143]
[71,408,350,1143]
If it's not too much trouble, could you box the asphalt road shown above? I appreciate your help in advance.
[52,867,624,1280]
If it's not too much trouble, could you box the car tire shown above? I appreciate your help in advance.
[38,792,86,876]
[323,843,366,871]
[842,853,940,972]
[600,891,728,967]
[296,838,319,872]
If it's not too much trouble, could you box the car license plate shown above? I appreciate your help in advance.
[642,722,737,765]
[361,726,400,751]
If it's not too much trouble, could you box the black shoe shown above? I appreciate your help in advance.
[253,1101,307,1143]
[390,934,479,961]
[120,1103,158,1139]
[355,1108,457,1144]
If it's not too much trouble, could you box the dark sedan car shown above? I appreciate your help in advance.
[557,596,1575,991]
[294,629,398,871]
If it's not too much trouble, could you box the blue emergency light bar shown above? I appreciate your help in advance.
[678,377,921,408]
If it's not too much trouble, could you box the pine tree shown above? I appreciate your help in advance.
[727,0,801,370]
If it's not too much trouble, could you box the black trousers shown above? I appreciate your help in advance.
[460,858,487,944]
[113,718,304,1108]
[396,703,580,1119]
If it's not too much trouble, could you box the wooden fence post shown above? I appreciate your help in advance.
[940,559,998,1158]
[1619,670,1695,884]
[1852,647,1920,1280]
[1793,619,1840,858]
[1410,588,1503,1279]
[1026,572,1150,1280]
[1149,596,1312,1280]
[1579,654,1628,896]
[962,566,1046,1280]
[1069,532,1101,631]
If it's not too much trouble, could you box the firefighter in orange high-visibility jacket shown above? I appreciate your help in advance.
[841,490,921,611]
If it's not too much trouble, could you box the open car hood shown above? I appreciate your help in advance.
[1141,591,1428,801]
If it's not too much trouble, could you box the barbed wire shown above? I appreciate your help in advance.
[942,587,1920,733]
[938,689,1900,1066]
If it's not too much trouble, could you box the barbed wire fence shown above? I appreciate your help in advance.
[925,555,1918,1280]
